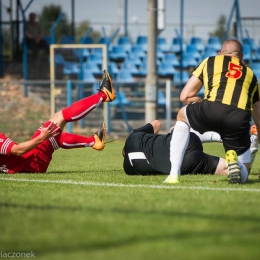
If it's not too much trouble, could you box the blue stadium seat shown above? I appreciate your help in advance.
[81,70,96,82]
[163,53,180,67]
[185,44,202,62]
[138,61,147,77]
[176,53,198,69]
[205,36,221,52]
[98,37,113,52]
[173,71,190,86]
[171,37,186,53]
[109,46,128,63]
[242,44,257,62]
[255,47,260,61]
[201,46,218,60]
[130,45,146,60]
[121,61,140,77]
[134,35,148,52]
[63,62,80,75]
[54,53,80,75]
[189,36,205,53]
[109,91,131,106]
[92,48,103,56]
[117,69,136,84]
[157,62,176,78]
[157,46,165,60]
[242,38,257,52]
[157,91,166,106]
[79,36,93,44]
[54,53,66,66]
[117,36,132,53]
[87,53,103,67]
[82,61,102,77]
[108,62,120,80]
[73,49,90,60]
[126,54,142,67]
[157,37,170,53]
[60,36,74,44]
[250,61,260,74]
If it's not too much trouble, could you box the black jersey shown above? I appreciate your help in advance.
[123,124,219,175]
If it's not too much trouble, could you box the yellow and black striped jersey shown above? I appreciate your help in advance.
[193,55,260,112]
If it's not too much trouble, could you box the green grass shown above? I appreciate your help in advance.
[1,140,260,260]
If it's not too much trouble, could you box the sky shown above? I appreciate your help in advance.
[2,0,260,43]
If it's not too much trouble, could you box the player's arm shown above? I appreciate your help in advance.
[180,75,203,104]
[150,120,162,134]
[11,122,59,156]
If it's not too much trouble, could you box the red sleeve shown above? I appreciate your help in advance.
[0,133,16,155]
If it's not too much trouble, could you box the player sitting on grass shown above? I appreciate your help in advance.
[122,120,258,183]
[0,70,115,174]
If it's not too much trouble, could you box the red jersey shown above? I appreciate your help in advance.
[0,121,60,173]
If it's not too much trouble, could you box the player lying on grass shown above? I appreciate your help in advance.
[0,70,115,174]
[122,120,258,183]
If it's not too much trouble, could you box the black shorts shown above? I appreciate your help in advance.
[182,150,219,175]
[186,100,251,155]
[123,123,219,175]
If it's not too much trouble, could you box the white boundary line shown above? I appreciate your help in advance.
[0,177,260,192]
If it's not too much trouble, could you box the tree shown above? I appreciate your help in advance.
[209,15,226,40]
[38,4,101,43]
[38,4,71,43]
[75,21,101,43]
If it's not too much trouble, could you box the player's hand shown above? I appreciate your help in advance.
[40,122,60,140]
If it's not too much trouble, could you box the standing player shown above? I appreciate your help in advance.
[0,70,115,173]
[164,39,260,184]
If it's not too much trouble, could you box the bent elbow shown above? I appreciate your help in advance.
[13,152,24,156]
[180,95,188,103]
[11,150,25,156]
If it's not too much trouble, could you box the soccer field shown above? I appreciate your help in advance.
[1,141,260,260]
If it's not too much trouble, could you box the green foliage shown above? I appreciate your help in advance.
[38,4,71,41]
[75,20,101,43]
[1,141,260,259]
[209,14,226,40]
[37,4,101,43]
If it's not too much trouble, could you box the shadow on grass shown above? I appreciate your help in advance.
[1,201,260,223]
[1,201,260,256]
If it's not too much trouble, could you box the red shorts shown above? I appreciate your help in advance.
[21,121,62,173]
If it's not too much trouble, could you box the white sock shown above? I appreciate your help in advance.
[237,161,248,184]
[170,121,190,175]
[190,129,222,143]
[250,134,259,165]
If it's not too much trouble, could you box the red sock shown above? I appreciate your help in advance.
[59,133,95,149]
[62,92,106,122]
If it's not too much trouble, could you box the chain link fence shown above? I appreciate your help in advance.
[1,0,260,137]
[0,79,180,139]
[1,0,260,55]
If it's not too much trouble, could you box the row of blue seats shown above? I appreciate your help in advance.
[55,53,191,83]
[57,43,260,82]
[59,34,260,52]
[56,47,260,83]
[58,34,260,61]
